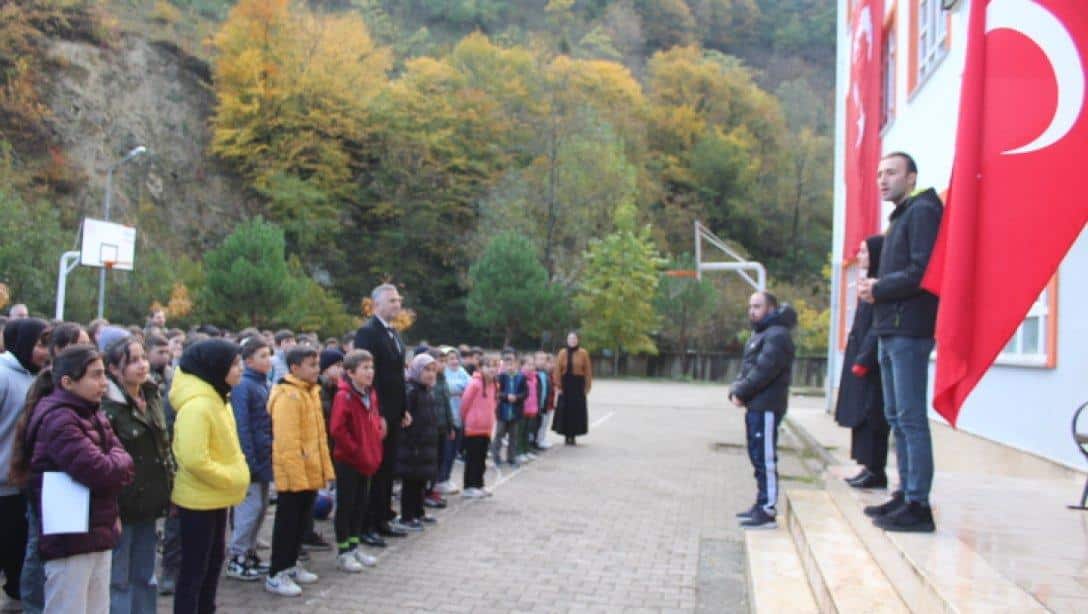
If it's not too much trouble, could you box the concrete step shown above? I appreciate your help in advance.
[785,489,909,613]
[744,525,819,613]
[823,465,1048,613]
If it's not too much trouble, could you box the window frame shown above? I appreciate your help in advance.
[909,0,952,96]
[880,7,898,132]
[995,277,1059,369]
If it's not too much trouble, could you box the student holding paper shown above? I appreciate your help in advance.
[26,345,135,614]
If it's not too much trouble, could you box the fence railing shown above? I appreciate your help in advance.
[590,352,827,388]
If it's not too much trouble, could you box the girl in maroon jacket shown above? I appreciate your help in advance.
[328,350,385,573]
[27,345,134,614]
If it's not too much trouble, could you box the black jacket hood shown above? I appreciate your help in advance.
[754,305,798,333]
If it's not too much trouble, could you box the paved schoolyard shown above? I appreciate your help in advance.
[161,380,815,613]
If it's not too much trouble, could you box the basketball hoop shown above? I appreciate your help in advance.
[664,269,698,279]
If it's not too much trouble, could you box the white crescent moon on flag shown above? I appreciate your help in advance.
[986,0,1085,155]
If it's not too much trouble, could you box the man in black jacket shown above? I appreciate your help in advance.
[730,291,797,529]
[858,152,943,533]
[355,283,410,543]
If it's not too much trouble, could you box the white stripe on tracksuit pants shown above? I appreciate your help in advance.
[745,409,782,515]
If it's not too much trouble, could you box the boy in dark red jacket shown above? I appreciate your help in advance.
[328,350,386,572]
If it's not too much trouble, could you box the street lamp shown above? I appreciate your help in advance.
[97,145,148,319]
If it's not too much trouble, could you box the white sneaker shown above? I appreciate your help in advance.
[462,488,484,499]
[265,571,302,597]
[526,452,538,461]
[435,480,460,495]
[515,454,529,464]
[537,440,552,450]
[337,553,363,573]
[353,549,378,567]
[288,565,319,584]
[481,487,494,497]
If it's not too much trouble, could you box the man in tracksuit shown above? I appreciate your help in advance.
[858,151,943,533]
[730,292,797,529]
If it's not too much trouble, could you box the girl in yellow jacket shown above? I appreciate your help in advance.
[265,347,335,597]
[169,339,249,614]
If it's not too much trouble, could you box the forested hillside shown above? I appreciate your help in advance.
[0,0,836,353]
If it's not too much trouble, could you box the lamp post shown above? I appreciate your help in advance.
[97,145,147,319]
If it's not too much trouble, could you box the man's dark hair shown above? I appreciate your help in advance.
[240,335,270,360]
[145,333,168,349]
[761,291,780,310]
[274,329,296,346]
[286,346,318,368]
[883,151,918,175]
[196,324,222,337]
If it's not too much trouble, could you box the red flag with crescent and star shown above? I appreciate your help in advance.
[842,0,884,260]
[922,0,1088,425]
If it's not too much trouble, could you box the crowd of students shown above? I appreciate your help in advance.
[0,305,577,613]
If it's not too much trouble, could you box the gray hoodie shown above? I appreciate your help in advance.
[0,351,35,495]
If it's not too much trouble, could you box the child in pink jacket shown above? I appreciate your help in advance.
[460,357,498,498]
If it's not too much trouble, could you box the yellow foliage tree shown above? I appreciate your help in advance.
[210,0,391,225]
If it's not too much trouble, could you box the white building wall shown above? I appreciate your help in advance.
[830,0,1088,470]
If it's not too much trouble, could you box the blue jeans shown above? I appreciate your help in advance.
[110,520,158,614]
[438,427,462,483]
[20,506,44,614]
[745,410,783,514]
[878,336,936,505]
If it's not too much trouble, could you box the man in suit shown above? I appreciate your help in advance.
[355,283,410,544]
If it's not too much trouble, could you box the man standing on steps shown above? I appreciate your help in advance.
[858,152,943,533]
[355,283,410,544]
[730,291,797,530]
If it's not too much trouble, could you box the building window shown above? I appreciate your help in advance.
[881,21,896,129]
[916,0,948,84]
[997,279,1058,368]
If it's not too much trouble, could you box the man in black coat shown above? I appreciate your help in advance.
[730,291,797,530]
[858,151,943,533]
[355,283,409,542]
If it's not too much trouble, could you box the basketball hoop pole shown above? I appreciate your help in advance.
[97,146,147,318]
[55,251,81,320]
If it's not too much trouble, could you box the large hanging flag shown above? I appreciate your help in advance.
[922,0,1088,425]
[842,0,884,260]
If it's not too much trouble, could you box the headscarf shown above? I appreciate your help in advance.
[179,338,241,400]
[565,334,580,376]
[96,326,131,352]
[3,318,49,374]
[864,235,885,278]
[407,353,435,384]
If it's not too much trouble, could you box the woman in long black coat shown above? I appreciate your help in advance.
[834,235,890,489]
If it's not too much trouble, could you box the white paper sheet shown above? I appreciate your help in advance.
[41,471,90,535]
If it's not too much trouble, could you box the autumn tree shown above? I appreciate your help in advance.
[210,0,391,250]
[575,204,663,372]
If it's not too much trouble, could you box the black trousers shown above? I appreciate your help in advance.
[334,462,370,546]
[400,478,426,521]
[270,490,316,576]
[463,436,489,489]
[365,424,400,531]
[0,494,27,600]
[174,507,227,614]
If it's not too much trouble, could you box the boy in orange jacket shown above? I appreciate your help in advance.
[265,347,334,597]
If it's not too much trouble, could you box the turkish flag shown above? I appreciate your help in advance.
[922,0,1088,425]
[842,0,883,260]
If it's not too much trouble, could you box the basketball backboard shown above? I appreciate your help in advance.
[81,218,136,270]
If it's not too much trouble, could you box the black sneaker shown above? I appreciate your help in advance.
[247,552,270,575]
[225,555,262,582]
[360,531,387,548]
[874,501,935,533]
[863,491,905,518]
[301,532,332,551]
[735,503,760,519]
[739,507,777,529]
